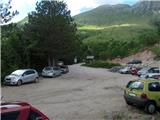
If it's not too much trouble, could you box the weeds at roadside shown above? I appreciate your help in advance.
[103,111,160,120]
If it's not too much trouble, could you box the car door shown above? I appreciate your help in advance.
[28,70,36,82]
[148,82,160,107]
[23,71,33,83]
[22,71,30,83]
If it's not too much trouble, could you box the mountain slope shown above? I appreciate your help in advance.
[75,1,160,59]
[74,1,160,26]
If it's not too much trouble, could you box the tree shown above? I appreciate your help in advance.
[23,0,80,66]
[1,24,22,81]
[0,0,19,24]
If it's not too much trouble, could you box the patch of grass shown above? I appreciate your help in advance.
[82,60,121,69]
[151,45,160,57]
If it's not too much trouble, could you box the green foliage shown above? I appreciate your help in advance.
[82,61,120,69]
[138,30,159,47]
[151,46,160,57]
[79,24,159,60]
[1,24,23,81]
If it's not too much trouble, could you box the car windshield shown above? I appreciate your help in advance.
[44,67,53,71]
[11,70,25,76]
[128,81,144,90]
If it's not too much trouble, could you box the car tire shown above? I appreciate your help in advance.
[145,75,149,79]
[126,100,132,106]
[17,80,22,86]
[145,102,156,114]
[52,73,55,78]
[34,77,39,83]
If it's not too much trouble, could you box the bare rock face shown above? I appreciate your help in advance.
[132,1,160,15]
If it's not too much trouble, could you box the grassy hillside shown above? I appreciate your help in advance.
[75,1,160,59]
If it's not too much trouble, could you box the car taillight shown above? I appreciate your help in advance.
[141,93,148,99]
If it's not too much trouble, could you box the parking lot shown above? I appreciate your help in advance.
[2,64,159,120]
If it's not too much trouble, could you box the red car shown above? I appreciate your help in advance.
[154,75,160,80]
[1,101,49,120]
[131,67,141,76]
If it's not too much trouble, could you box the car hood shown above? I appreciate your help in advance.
[5,74,20,79]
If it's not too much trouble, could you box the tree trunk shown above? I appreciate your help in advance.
[52,56,55,66]
[48,55,51,66]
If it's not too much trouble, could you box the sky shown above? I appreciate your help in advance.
[3,0,140,23]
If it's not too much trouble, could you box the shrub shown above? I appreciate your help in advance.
[82,60,121,69]
[151,46,160,57]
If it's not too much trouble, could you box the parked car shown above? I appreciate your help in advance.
[59,65,69,74]
[124,79,160,114]
[127,60,142,65]
[4,69,39,86]
[119,66,132,74]
[153,75,160,80]
[1,101,49,120]
[131,67,142,76]
[42,66,61,77]
[137,67,157,77]
[140,67,160,79]
[109,66,124,73]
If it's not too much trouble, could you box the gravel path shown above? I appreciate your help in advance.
[2,64,159,120]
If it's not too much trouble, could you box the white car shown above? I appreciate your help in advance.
[140,68,160,79]
[119,66,132,74]
[42,66,62,77]
[4,69,39,86]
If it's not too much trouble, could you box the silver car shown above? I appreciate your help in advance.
[119,66,132,74]
[4,69,39,86]
[140,68,160,79]
[42,66,62,77]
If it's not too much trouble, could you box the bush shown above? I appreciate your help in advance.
[82,60,121,69]
[151,46,160,57]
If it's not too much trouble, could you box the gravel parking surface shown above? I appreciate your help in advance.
[2,64,159,120]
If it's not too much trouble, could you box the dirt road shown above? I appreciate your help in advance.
[2,64,159,120]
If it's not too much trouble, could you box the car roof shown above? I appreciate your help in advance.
[133,79,160,83]
[1,102,30,113]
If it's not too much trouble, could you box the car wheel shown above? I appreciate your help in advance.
[34,77,39,83]
[17,80,22,86]
[145,75,149,79]
[145,102,156,114]
[52,73,55,78]
[126,100,132,106]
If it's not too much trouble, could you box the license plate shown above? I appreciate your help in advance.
[129,93,136,97]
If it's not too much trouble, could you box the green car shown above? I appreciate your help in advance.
[124,79,160,114]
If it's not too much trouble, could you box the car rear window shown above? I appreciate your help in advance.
[127,81,144,90]
[148,82,160,92]
[1,111,20,120]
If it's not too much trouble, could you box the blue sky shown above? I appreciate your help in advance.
[3,0,140,22]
